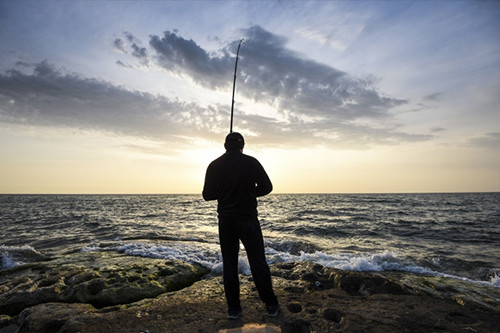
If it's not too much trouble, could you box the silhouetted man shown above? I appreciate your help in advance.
[202,132,279,319]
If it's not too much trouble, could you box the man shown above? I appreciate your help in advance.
[202,132,280,320]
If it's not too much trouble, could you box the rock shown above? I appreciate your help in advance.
[283,318,311,333]
[0,315,12,328]
[0,252,209,315]
[0,324,17,333]
[0,279,63,316]
[283,286,305,294]
[322,308,342,323]
[286,302,302,313]
[334,272,405,295]
[17,303,96,333]
[2,260,500,333]
[218,323,282,332]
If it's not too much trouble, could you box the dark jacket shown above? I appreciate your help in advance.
[202,151,272,217]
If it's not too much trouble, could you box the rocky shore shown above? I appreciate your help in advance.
[1,252,499,332]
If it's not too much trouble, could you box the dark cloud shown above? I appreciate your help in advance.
[0,60,222,145]
[113,38,126,53]
[33,59,59,77]
[149,31,232,88]
[131,43,147,59]
[149,26,408,122]
[114,32,149,66]
[0,36,430,150]
[131,43,149,66]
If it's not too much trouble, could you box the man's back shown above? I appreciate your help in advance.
[202,151,272,217]
[202,132,279,319]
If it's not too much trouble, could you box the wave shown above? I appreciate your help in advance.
[0,244,46,269]
[266,249,500,288]
[80,241,500,289]
[266,249,414,272]
[82,241,229,274]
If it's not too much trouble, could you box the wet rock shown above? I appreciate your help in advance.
[272,262,334,290]
[334,272,405,295]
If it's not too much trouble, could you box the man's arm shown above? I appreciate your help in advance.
[202,163,218,201]
[255,159,272,197]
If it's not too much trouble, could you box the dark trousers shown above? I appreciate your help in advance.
[218,215,278,311]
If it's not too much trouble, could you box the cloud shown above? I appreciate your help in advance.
[113,38,127,53]
[236,111,431,149]
[423,92,442,101]
[131,43,148,59]
[115,60,133,68]
[149,30,232,88]
[0,33,431,151]
[114,32,149,66]
[131,43,149,66]
[14,61,32,68]
[0,60,221,146]
[149,25,408,122]
[124,32,137,43]
[468,132,500,150]
[430,127,446,133]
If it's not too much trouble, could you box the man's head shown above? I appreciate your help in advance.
[224,132,245,152]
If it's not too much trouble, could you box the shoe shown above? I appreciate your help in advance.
[227,309,242,320]
[266,303,280,317]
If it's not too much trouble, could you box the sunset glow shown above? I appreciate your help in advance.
[1,0,499,194]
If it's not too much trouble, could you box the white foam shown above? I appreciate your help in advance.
[81,244,103,252]
[0,244,41,269]
[266,248,420,272]
[490,274,500,287]
[80,241,500,288]
[116,242,255,275]
[112,244,416,277]
[266,248,500,288]
[1,252,21,269]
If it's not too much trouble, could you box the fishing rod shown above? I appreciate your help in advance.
[230,39,244,133]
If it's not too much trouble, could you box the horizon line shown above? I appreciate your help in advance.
[1,191,499,196]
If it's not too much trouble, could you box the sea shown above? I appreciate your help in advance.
[1,193,499,301]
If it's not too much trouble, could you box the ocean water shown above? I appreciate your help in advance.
[1,193,499,291]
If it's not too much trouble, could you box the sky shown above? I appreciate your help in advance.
[0,0,499,194]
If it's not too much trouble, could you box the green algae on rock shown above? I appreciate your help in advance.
[0,251,209,316]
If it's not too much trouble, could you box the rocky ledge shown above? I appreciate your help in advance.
[0,252,208,320]
[1,256,499,332]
